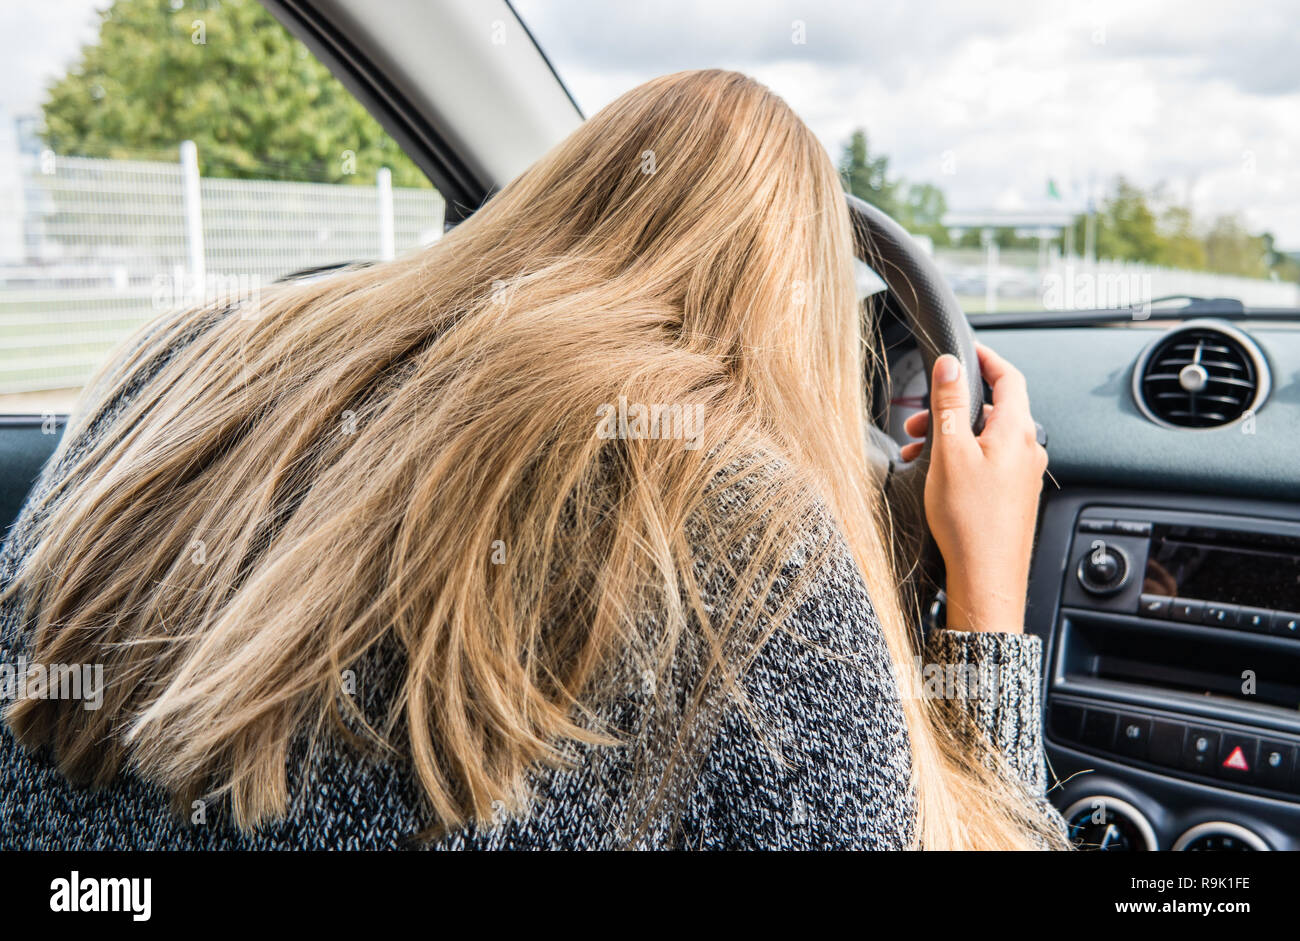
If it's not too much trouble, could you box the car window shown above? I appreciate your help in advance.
[0,0,444,415]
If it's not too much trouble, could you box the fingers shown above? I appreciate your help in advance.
[927,354,978,459]
[975,343,1030,413]
[897,345,1037,466]
[903,408,985,462]
[903,409,928,438]
[975,342,1037,443]
[904,404,991,440]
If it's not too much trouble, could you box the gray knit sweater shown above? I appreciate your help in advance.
[0,317,1058,851]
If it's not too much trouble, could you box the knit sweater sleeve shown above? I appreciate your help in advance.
[922,628,1069,851]
[923,628,1050,793]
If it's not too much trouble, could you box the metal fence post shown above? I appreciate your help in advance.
[377,167,395,262]
[180,140,205,292]
[983,229,999,313]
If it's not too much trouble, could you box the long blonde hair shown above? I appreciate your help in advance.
[6,70,1060,848]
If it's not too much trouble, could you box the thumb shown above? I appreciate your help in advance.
[929,354,974,447]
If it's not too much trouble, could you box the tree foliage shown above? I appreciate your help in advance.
[838,125,1289,281]
[838,130,949,245]
[1071,177,1274,278]
[838,130,900,214]
[1080,179,1163,263]
[41,0,430,187]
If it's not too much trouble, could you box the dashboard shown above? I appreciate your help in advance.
[889,317,1300,850]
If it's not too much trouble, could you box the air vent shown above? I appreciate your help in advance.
[1133,321,1269,429]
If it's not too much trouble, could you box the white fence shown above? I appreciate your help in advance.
[3,148,1296,398]
[1036,256,1300,310]
[0,147,445,395]
[935,247,1300,312]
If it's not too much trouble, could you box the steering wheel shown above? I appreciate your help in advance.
[846,194,986,547]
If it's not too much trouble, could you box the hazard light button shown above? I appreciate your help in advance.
[1216,735,1260,782]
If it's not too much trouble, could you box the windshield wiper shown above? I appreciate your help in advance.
[1141,294,1245,314]
[968,295,1300,328]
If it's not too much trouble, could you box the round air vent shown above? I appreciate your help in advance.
[1133,320,1269,429]
[1173,821,1270,851]
[1063,795,1157,851]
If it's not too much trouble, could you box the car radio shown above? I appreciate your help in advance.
[1061,511,1300,637]
[1046,504,1300,846]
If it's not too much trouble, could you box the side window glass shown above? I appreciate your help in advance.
[0,0,443,415]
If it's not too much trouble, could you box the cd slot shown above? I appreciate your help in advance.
[1059,608,1300,714]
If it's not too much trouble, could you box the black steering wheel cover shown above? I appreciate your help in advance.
[846,193,985,525]
[847,194,985,436]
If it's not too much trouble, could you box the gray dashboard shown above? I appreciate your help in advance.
[962,318,1300,850]
[973,321,1300,500]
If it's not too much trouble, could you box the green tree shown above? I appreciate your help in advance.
[837,129,954,245]
[41,0,430,187]
[1262,232,1300,283]
[897,181,951,246]
[838,130,901,216]
[954,226,1041,250]
[1204,216,1270,278]
[1068,178,1297,284]
[1072,178,1163,263]
[1155,205,1206,270]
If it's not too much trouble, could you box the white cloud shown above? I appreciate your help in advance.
[0,0,104,116]
[8,0,1298,247]
[515,0,1300,247]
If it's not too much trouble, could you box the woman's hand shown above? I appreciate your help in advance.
[899,344,1048,634]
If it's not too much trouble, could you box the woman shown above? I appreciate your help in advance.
[0,70,1064,850]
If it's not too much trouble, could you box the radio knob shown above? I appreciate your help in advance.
[1078,541,1129,595]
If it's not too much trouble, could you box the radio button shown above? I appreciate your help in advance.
[1049,702,1085,742]
[1080,709,1118,749]
[1114,520,1152,536]
[1115,715,1152,759]
[1077,543,1129,595]
[1270,612,1300,639]
[1183,728,1220,773]
[1238,607,1272,634]
[1149,721,1186,768]
[1170,598,1206,624]
[1078,519,1115,534]
[1139,594,1171,618]
[1202,603,1239,628]
[1259,741,1296,791]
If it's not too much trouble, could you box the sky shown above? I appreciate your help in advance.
[513,0,1300,248]
[0,0,103,115]
[5,0,1299,247]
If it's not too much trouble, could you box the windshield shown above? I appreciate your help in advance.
[514,0,1300,315]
